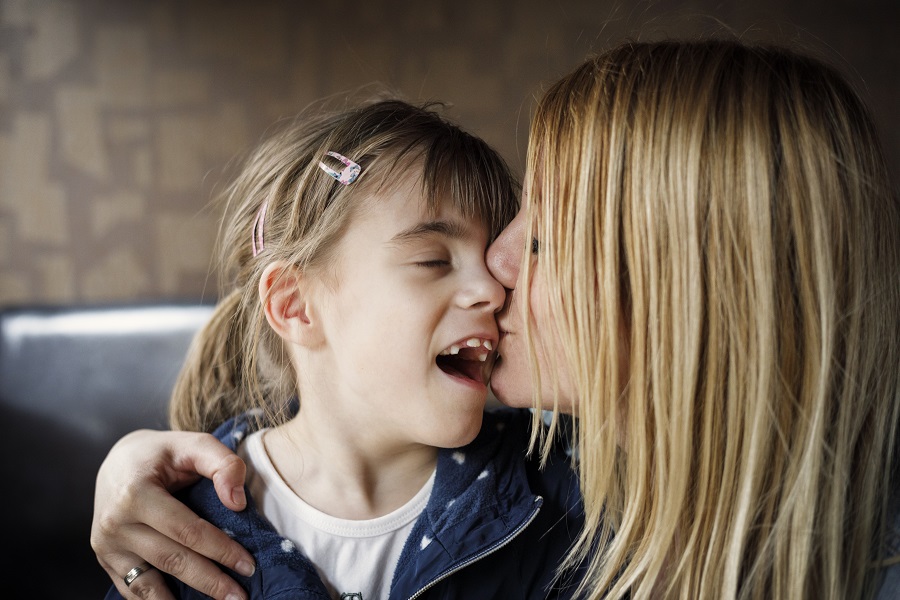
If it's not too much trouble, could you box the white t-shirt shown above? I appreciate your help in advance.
[239,430,435,600]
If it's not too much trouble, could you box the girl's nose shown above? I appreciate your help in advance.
[460,267,506,314]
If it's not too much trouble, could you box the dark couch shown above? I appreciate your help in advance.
[0,302,214,599]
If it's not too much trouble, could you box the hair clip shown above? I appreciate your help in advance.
[251,200,268,257]
[318,151,362,185]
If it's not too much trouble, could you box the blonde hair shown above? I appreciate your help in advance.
[525,40,900,599]
[170,99,518,432]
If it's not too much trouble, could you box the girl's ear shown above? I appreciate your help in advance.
[259,261,324,347]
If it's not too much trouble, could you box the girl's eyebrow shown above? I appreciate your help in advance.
[389,219,469,246]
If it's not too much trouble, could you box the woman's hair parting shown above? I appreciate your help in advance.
[526,39,899,599]
[169,98,519,433]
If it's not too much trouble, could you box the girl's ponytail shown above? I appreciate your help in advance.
[169,289,251,432]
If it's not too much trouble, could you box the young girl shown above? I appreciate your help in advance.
[104,100,583,600]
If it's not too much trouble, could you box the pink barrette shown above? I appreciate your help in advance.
[251,200,268,257]
[318,151,362,185]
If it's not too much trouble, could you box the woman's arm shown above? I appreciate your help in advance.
[91,429,256,600]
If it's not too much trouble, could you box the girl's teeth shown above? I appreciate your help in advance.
[440,339,493,356]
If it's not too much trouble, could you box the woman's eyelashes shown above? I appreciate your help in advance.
[531,237,540,255]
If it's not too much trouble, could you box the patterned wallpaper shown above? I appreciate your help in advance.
[1,0,897,304]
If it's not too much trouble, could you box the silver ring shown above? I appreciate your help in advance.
[124,562,154,587]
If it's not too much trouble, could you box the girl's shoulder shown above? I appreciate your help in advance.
[478,407,577,461]
[208,408,267,449]
[466,407,581,510]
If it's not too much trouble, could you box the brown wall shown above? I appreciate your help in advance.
[1,0,897,304]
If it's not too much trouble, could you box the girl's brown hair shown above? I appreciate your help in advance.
[170,99,518,433]
[526,40,899,599]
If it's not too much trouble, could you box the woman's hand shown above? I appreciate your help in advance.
[91,429,256,600]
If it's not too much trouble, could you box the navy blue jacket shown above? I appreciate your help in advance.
[106,407,584,599]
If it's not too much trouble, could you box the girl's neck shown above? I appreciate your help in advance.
[263,408,438,520]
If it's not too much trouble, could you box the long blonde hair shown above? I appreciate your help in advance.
[170,99,518,432]
[525,40,900,599]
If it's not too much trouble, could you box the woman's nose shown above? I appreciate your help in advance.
[486,210,524,290]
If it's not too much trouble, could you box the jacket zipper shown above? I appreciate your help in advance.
[405,496,543,600]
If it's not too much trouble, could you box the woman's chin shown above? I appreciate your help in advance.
[488,378,532,409]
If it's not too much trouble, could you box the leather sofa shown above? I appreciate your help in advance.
[0,302,214,598]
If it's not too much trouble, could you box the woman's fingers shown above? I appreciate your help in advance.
[98,526,249,600]
[92,430,254,599]
[165,434,248,511]
[100,551,173,600]
[94,489,252,600]
[139,486,256,578]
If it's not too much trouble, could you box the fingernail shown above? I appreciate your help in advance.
[232,485,246,507]
[225,594,244,600]
[235,559,255,577]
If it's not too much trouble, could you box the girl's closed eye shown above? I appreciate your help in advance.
[416,258,452,268]
[531,238,540,255]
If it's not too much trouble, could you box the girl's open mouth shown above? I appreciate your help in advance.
[436,337,493,384]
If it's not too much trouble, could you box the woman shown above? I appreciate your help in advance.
[92,39,900,599]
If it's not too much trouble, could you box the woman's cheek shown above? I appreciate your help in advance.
[490,334,534,409]
[491,329,577,413]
